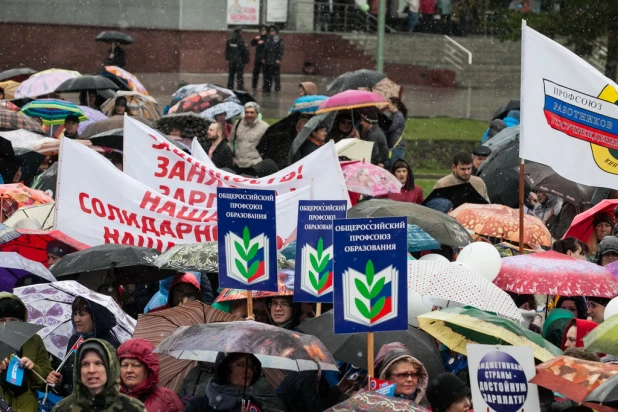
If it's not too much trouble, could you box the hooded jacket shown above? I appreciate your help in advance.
[117,339,183,412]
[265,297,302,330]
[148,272,201,313]
[299,82,317,96]
[52,339,145,412]
[0,293,53,412]
[561,318,598,350]
[542,309,575,348]
[374,342,428,404]
[379,159,424,204]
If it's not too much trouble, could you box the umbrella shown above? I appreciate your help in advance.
[15,69,81,99]
[334,138,373,162]
[418,307,562,362]
[496,250,618,297]
[0,184,53,208]
[422,183,488,210]
[172,83,240,104]
[0,252,56,292]
[0,321,44,361]
[31,166,58,199]
[0,228,88,266]
[492,100,520,120]
[76,105,108,135]
[585,370,618,410]
[297,310,444,379]
[408,261,523,322]
[100,91,160,121]
[80,115,151,138]
[256,112,304,169]
[20,99,87,127]
[348,199,473,247]
[153,112,212,139]
[4,203,55,230]
[342,161,402,196]
[50,243,175,286]
[231,89,256,105]
[606,260,618,282]
[325,392,429,412]
[11,148,45,183]
[168,90,230,115]
[481,168,531,209]
[290,95,329,114]
[215,270,295,302]
[0,81,20,100]
[0,129,57,155]
[289,112,337,162]
[0,101,20,112]
[88,128,123,150]
[0,68,36,83]
[0,224,20,244]
[326,69,386,94]
[95,31,134,45]
[104,66,148,95]
[54,75,119,94]
[366,77,403,100]
[449,203,552,247]
[155,321,338,372]
[583,314,618,355]
[13,280,135,358]
[132,301,239,391]
[406,225,440,252]
[316,90,388,114]
[563,199,618,243]
[0,111,44,134]
[201,101,244,119]
[523,162,595,206]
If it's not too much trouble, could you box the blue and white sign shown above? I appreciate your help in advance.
[217,187,278,292]
[467,344,540,412]
[332,216,408,334]
[6,356,24,386]
[294,200,347,303]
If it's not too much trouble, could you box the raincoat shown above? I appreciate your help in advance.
[542,309,575,348]
[117,339,183,412]
[0,293,53,412]
[561,318,598,350]
[52,339,145,412]
[374,342,428,404]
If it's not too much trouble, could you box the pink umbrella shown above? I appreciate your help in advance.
[604,260,618,281]
[77,106,108,135]
[104,66,148,96]
[494,250,618,297]
[315,90,388,114]
[341,161,402,196]
[15,69,81,99]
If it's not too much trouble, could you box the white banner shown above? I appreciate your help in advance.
[520,24,618,189]
[267,0,288,22]
[227,0,260,25]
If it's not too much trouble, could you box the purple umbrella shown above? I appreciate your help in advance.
[15,69,81,99]
[0,251,56,293]
[605,261,618,282]
[77,106,107,135]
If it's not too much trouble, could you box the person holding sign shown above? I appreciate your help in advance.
[0,293,53,412]
[266,296,302,330]
[374,342,429,404]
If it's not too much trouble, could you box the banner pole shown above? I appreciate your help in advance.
[316,302,322,316]
[367,332,375,378]
[247,290,253,318]
[519,159,525,255]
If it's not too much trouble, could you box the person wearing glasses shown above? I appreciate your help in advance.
[373,342,429,403]
[265,296,301,330]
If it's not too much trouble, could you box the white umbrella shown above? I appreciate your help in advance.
[4,203,55,230]
[0,252,56,292]
[335,138,374,161]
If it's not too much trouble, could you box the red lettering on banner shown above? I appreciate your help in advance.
[266,178,275,184]
[159,220,176,238]
[168,161,186,181]
[202,174,220,187]
[140,191,161,211]
[175,223,192,239]
[122,211,139,228]
[79,193,92,214]
[187,164,206,184]
[194,224,215,241]
[297,165,303,180]
[159,185,170,196]
[171,146,188,160]
[152,142,168,150]
[103,226,120,243]
[280,171,296,182]
[107,205,125,223]
[154,157,169,177]
[156,201,177,218]
[188,190,206,206]
[171,188,186,203]
[92,198,106,217]
[121,232,135,245]
[206,193,216,208]
[141,217,160,236]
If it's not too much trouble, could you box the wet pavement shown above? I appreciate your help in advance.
[138,72,520,121]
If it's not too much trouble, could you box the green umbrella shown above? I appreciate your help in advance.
[418,306,562,362]
[584,314,618,356]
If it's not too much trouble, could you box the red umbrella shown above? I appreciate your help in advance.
[0,229,89,267]
[494,250,618,297]
[563,199,618,242]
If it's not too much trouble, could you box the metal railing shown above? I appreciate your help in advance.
[443,35,473,70]
[290,1,396,33]
[589,38,608,74]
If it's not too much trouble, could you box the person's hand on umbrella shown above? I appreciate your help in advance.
[46,371,63,386]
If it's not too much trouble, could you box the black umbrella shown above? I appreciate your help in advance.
[88,128,124,150]
[523,162,596,206]
[327,69,386,94]
[288,112,336,163]
[492,100,520,120]
[256,112,304,170]
[231,89,256,106]
[98,71,131,92]
[95,31,134,45]
[50,244,177,287]
[0,68,36,83]
[347,199,472,247]
[483,125,519,151]
[481,168,530,209]
[297,311,445,380]
[423,183,488,210]
[0,321,44,360]
[13,148,46,184]
[32,162,57,197]
[55,75,119,93]
[584,373,618,409]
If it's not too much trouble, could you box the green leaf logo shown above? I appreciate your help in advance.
[308,237,331,292]
[234,226,260,279]
[353,260,386,321]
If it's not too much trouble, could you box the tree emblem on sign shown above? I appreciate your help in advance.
[354,260,386,320]
[308,237,331,292]
[234,226,260,280]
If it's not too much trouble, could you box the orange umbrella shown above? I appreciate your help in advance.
[450,203,551,247]
[0,183,53,210]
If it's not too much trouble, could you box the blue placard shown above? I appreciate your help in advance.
[216,187,278,292]
[333,216,408,334]
[6,356,24,386]
[294,200,347,303]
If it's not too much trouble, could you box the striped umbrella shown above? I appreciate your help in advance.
[289,95,328,114]
[104,66,148,95]
[21,99,87,127]
[15,69,81,99]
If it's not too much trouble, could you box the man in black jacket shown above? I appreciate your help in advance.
[225,28,249,90]
[204,122,234,169]
[263,25,284,92]
[250,26,268,95]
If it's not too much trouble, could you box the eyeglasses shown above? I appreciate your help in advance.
[392,372,420,380]
[268,301,292,309]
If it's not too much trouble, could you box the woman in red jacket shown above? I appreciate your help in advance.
[380,159,424,204]
[118,338,184,412]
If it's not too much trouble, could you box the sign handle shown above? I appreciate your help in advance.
[367,332,375,378]
[247,290,253,318]
[518,159,525,255]
[316,303,322,317]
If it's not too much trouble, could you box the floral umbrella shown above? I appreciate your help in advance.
[215,270,295,302]
[342,162,402,196]
[104,66,148,95]
[100,91,160,121]
[168,90,230,114]
[0,183,53,208]
[201,101,244,119]
[326,392,429,412]
[15,69,81,99]
[173,83,240,104]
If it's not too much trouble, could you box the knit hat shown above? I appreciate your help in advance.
[587,296,611,307]
[593,212,615,228]
[0,298,25,321]
[252,159,279,177]
[79,340,111,380]
[426,373,471,412]
[598,235,618,256]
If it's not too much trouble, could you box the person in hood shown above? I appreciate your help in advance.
[481,119,507,143]
[503,109,520,128]
[266,296,301,330]
[596,235,618,266]
[426,373,471,412]
[185,352,263,412]
[542,308,575,348]
[289,122,328,165]
[0,293,53,412]
[374,342,428,404]
[225,28,250,91]
[263,26,284,93]
[46,296,121,396]
[117,338,183,412]
[52,339,145,412]
[532,192,563,224]
[380,159,423,204]
[250,26,268,94]
[556,296,588,319]
[148,272,201,312]
[587,296,610,324]
[47,239,77,267]
[113,96,128,116]
[562,318,598,350]
[298,82,317,96]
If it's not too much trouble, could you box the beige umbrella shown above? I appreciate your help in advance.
[0,81,20,100]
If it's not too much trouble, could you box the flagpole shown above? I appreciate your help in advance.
[247,290,253,318]
[316,302,322,316]
[367,332,374,380]
[518,159,525,255]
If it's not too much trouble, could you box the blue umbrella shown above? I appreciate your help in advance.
[201,102,244,120]
[289,95,329,114]
[407,224,441,252]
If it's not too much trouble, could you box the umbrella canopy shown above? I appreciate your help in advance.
[297,310,444,379]
[215,270,295,302]
[327,69,386,94]
[290,95,329,114]
[348,199,473,247]
[95,31,134,45]
[15,69,81,99]
[523,162,595,206]
[0,111,44,134]
[495,250,618,297]
[256,112,304,170]
[0,228,88,266]
[316,90,388,114]
[0,80,20,100]
[168,90,230,115]
[4,203,55,230]
[289,112,337,162]
[103,66,148,95]
[155,321,338,372]
[422,183,488,210]
[334,138,373,162]
[408,261,523,322]
[492,100,520,120]
[342,161,402,197]
[201,101,244,119]
[406,225,440,252]
[583,314,618,355]
[606,260,618,282]
[417,306,562,362]
[13,280,135,358]
[585,370,618,410]
[0,251,56,292]
[172,83,240,104]
[450,203,552,247]
[132,301,239,392]
[0,321,44,361]
[326,392,429,412]
[54,75,119,93]
[0,129,51,154]
[563,199,618,243]
[31,164,57,198]
[0,184,53,208]
[477,138,522,207]
[100,91,160,121]
[88,128,123,150]
[366,77,403,100]
[154,112,211,138]
[0,101,20,112]
[81,115,151,138]
[0,68,36,83]
[482,125,520,151]
[50,243,175,286]
[20,99,87,127]
[76,105,108,135]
